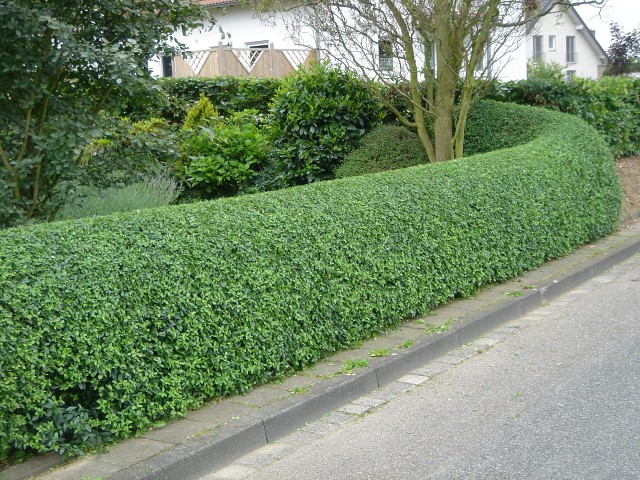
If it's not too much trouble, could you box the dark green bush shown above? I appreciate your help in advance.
[121,76,282,123]
[487,76,640,158]
[334,125,429,178]
[0,102,621,460]
[269,62,384,184]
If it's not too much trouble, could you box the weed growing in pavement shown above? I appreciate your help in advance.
[369,348,390,358]
[341,358,369,374]
[396,340,414,349]
[423,319,453,334]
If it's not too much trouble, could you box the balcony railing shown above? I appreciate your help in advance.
[171,43,318,79]
[566,51,578,64]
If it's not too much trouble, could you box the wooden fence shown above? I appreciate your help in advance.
[171,43,318,78]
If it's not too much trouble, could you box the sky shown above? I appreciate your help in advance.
[575,0,640,50]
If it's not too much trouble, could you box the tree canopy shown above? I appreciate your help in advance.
[257,0,605,162]
[606,22,640,76]
[0,0,210,227]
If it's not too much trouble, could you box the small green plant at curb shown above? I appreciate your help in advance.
[341,358,369,374]
[503,290,523,297]
[396,340,414,349]
[288,386,310,395]
[369,348,390,358]
[424,319,453,334]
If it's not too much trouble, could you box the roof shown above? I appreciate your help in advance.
[198,0,240,6]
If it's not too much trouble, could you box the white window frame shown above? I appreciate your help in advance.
[532,35,544,63]
[566,36,577,64]
[245,40,269,67]
[548,35,556,51]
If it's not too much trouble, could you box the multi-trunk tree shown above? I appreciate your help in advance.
[258,0,605,162]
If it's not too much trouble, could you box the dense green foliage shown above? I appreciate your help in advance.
[178,97,268,198]
[269,63,384,184]
[181,93,219,131]
[334,125,429,178]
[487,76,640,158]
[0,102,621,459]
[185,111,269,197]
[0,0,208,228]
[81,117,180,189]
[122,76,282,123]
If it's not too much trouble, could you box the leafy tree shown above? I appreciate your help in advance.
[606,22,640,76]
[256,0,604,162]
[0,0,209,227]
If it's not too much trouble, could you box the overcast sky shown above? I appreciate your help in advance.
[575,0,640,50]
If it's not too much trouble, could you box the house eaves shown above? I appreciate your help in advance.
[198,0,241,7]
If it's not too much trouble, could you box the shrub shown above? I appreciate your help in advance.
[186,111,269,197]
[81,116,180,190]
[334,125,429,178]
[269,62,384,184]
[181,93,219,131]
[56,176,181,221]
[120,77,282,123]
[487,76,640,158]
[0,102,621,460]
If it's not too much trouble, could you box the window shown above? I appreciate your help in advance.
[378,38,393,72]
[566,70,576,81]
[566,36,577,63]
[548,35,556,51]
[161,56,173,77]
[532,35,544,63]
[245,41,269,67]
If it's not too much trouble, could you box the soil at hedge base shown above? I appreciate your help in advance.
[617,156,640,219]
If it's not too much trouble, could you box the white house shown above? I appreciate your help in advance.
[151,0,607,81]
[496,0,607,80]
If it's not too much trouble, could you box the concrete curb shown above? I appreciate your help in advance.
[4,221,640,480]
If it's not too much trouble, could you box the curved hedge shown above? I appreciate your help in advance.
[0,102,621,458]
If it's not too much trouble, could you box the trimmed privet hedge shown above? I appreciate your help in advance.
[0,102,621,459]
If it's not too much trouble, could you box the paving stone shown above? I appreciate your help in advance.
[144,418,214,444]
[98,437,171,467]
[435,354,466,366]
[411,362,450,378]
[235,443,298,469]
[301,419,342,436]
[232,384,289,408]
[338,403,374,415]
[36,458,121,480]
[321,411,358,426]
[397,374,429,385]
[367,381,415,403]
[206,463,256,479]
[351,396,387,408]
[279,429,323,446]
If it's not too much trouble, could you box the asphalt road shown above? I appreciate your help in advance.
[210,253,640,479]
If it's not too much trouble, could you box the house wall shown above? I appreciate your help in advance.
[149,4,316,77]
[526,7,604,79]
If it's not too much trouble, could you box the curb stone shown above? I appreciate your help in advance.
[3,220,640,480]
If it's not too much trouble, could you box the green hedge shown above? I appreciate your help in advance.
[486,76,640,158]
[335,125,429,178]
[0,101,621,459]
[121,76,282,122]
